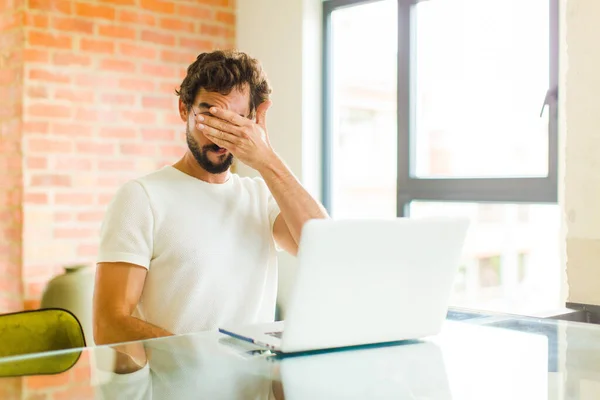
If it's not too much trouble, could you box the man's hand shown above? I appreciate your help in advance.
[196,101,275,171]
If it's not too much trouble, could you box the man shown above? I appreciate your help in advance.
[93,50,328,345]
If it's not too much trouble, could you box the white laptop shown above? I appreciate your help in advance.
[219,217,469,354]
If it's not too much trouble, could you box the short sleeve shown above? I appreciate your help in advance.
[96,180,154,269]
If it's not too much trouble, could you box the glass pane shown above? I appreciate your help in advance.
[414,0,550,178]
[330,0,397,218]
[410,202,561,314]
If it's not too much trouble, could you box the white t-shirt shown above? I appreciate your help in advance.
[96,166,281,334]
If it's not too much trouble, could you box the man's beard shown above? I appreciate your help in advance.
[186,125,233,174]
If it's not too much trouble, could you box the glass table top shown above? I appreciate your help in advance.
[1,309,599,399]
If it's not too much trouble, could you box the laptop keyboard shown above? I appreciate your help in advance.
[266,331,283,339]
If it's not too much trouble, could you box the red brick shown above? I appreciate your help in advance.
[73,74,119,89]
[78,242,99,256]
[76,352,90,367]
[28,30,72,49]
[24,299,41,311]
[53,52,92,66]
[27,85,49,99]
[98,25,136,40]
[27,104,71,119]
[99,59,136,73]
[201,23,234,38]
[119,78,155,91]
[52,384,95,400]
[98,159,135,171]
[23,48,50,63]
[54,212,72,222]
[97,176,126,187]
[159,145,184,157]
[28,69,70,83]
[140,0,174,14]
[162,113,184,125]
[118,43,156,60]
[75,2,115,20]
[120,110,156,124]
[100,93,136,106]
[0,155,21,171]
[0,69,20,85]
[5,50,23,67]
[54,228,94,239]
[142,96,174,110]
[75,141,116,155]
[24,12,49,28]
[160,50,193,64]
[71,360,92,382]
[160,17,194,33]
[120,143,156,156]
[55,88,95,103]
[178,37,213,50]
[0,11,21,30]
[24,281,48,302]
[98,193,115,206]
[55,192,94,205]
[141,30,175,46]
[28,0,72,15]
[176,4,213,19]
[117,9,155,26]
[177,67,188,79]
[0,103,20,120]
[74,108,116,122]
[80,38,114,54]
[54,157,93,171]
[52,16,94,34]
[99,127,137,139]
[23,121,49,134]
[215,11,235,25]
[28,138,72,153]
[31,174,71,187]
[158,81,178,95]
[26,156,48,169]
[49,122,92,137]
[201,0,228,6]
[76,211,104,222]
[100,0,135,5]
[141,128,174,141]
[140,63,176,78]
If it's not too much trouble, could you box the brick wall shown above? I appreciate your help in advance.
[0,0,24,315]
[14,0,235,311]
[0,1,235,396]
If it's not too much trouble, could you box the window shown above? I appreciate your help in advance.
[323,0,560,314]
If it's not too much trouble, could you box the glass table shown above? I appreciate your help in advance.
[1,309,599,399]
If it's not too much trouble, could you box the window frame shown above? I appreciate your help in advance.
[322,0,559,216]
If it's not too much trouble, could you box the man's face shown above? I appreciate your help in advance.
[184,86,251,174]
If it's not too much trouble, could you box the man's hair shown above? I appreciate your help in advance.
[175,50,272,118]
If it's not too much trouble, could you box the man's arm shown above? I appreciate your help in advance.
[258,154,328,255]
[197,101,328,255]
[93,262,173,345]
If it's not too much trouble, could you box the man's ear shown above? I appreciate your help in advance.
[178,98,188,122]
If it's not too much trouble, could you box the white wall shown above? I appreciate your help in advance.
[236,0,322,316]
[562,0,600,306]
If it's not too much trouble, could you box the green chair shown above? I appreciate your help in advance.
[0,308,86,377]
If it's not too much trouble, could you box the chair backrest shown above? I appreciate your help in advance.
[0,308,86,377]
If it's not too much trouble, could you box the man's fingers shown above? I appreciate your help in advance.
[208,107,250,127]
[198,115,245,137]
[204,134,236,151]
[200,125,239,146]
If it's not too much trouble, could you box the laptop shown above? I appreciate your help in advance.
[219,216,469,354]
